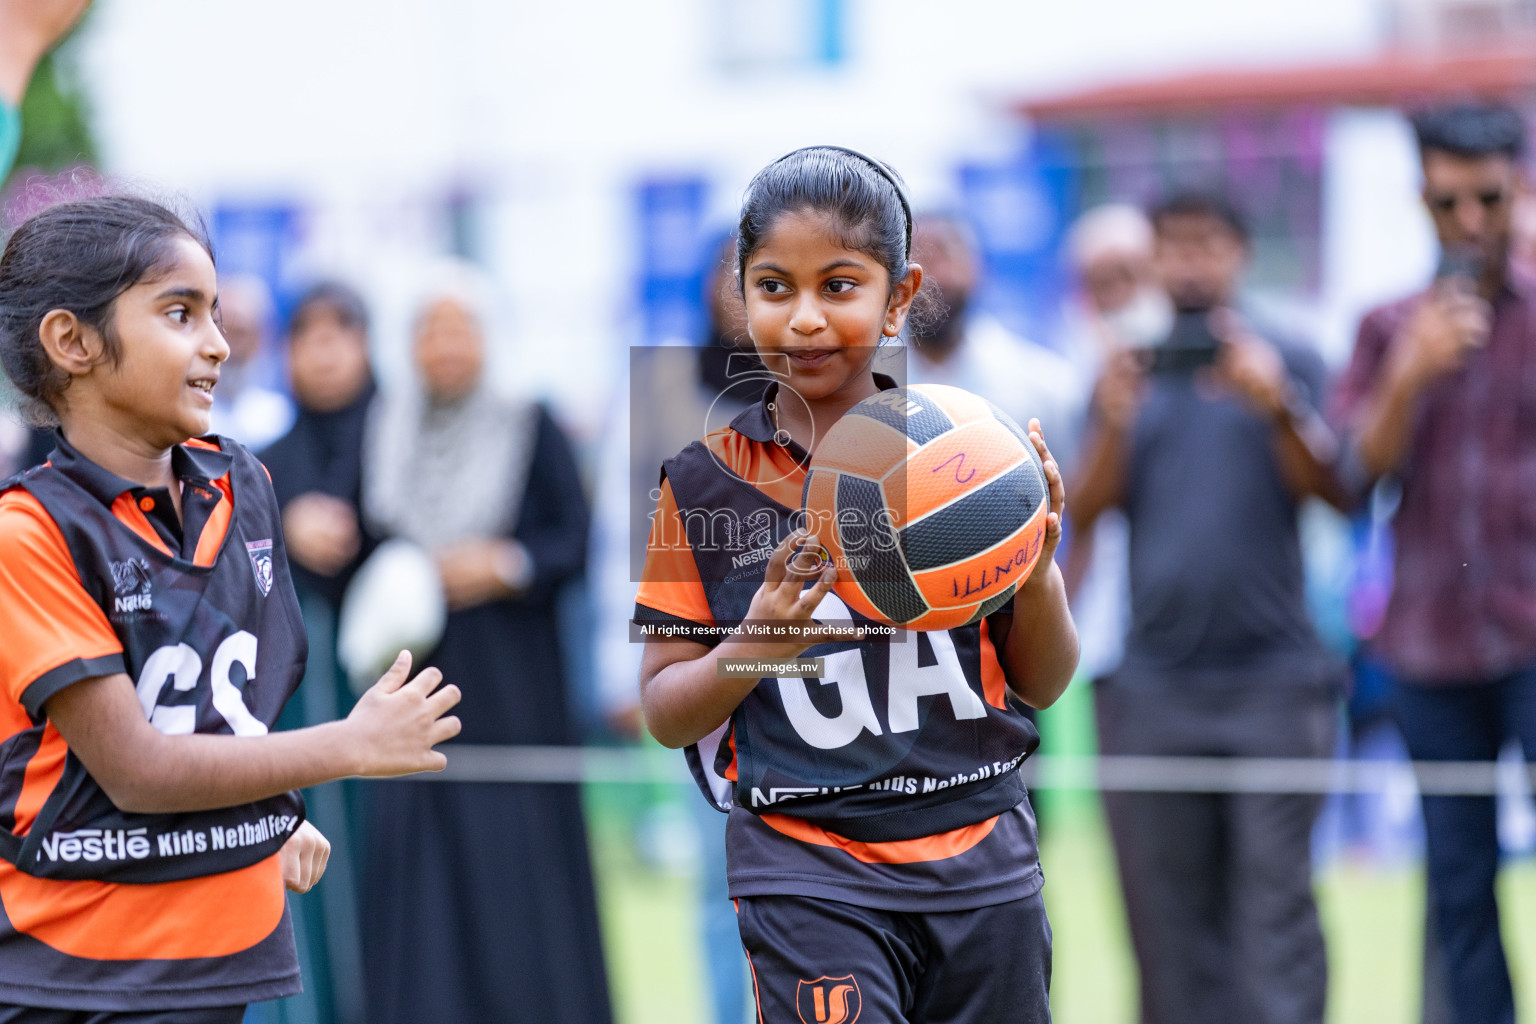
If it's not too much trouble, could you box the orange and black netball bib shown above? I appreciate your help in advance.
[0,440,307,883]
[655,421,1039,843]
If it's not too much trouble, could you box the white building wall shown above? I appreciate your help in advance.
[74,0,1389,425]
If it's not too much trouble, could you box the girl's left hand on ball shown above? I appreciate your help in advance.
[280,820,331,894]
[1025,418,1065,583]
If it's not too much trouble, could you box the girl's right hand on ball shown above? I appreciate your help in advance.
[738,528,849,657]
[344,651,462,776]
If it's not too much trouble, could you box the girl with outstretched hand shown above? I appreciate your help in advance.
[0,195,460,1021]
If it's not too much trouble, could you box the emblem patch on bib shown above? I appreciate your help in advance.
[247,539,274,597]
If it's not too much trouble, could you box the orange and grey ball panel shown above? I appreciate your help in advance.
[884,418,1027,526]
[911,512,1047,611]
[807,415,916,481]
[832,474,927,625]
[897,462,1047,575]
[843,390,956,445]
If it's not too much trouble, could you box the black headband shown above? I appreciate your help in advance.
[770,145,913,258]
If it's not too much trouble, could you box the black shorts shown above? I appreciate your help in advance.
[0,1006,244,1024]
[736,892,1051,1024]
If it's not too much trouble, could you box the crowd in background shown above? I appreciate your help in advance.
[2,98,1535,1024]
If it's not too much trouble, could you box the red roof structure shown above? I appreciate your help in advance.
[1017,42,1536,120]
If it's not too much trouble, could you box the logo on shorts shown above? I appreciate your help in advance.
[247,539,274,597]
[109,558,153,613]
[797,975,861,1024]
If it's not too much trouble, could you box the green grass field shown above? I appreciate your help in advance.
[1042,803,1536,1024]
[587,783,1536,1024]
[588,675,1536,1023]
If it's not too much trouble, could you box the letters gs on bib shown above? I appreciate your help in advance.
[11,505,304,883]
[137,632,270,737]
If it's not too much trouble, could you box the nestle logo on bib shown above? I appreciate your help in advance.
[38,827,152,864]
[109,558,153,613]
[247,539,274,596]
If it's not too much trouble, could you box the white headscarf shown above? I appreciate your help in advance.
[1065,203,1154,271]
[363,261,538,548]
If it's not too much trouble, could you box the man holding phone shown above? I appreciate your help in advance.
[1333,104,1535,1024]
[1071,192,1346,1024]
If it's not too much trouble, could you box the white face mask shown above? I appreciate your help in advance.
[1097,288,1173,349]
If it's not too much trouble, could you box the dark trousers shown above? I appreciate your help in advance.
[1094,679,1337,1024]
[736,891,1052,1024]
[1395,669,1536,1024]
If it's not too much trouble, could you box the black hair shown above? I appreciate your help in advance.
[287,280,370,338]
[699,227,739,293]
[736,146,913,293]
[1411,103,1527,161]
[0,195,212,426]
[1149,190,1249,243]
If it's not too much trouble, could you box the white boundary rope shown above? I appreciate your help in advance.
[407,746,1535,796]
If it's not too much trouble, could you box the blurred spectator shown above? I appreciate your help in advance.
[1059,203,1169,375]
[212,273,294,449]
[1332,102,1536,1024]
[359,263,609,1024]
[0,0,90,178]
[1071,192,1346,1024]
[592,232,759,1024]
[0,415,51,477]
[262,282,376,610]
[255,282,377,1024]
[0,416,25,477]
[907,211,1085,464]
[1511,188,1536,278]
[1057,204,1166,683]
[596,233,759,737]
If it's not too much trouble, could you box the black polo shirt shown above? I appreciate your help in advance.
[46,431,232,556]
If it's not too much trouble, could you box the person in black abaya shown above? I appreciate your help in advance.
[257,282,378,1024]
[359,264,609,1024]
[262,283,377,602]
